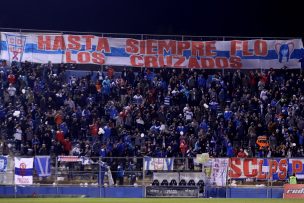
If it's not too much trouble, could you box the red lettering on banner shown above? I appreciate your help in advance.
[38,36,51,50]
[144,56,158,67]
[201,58,215,68]
[158,40,177,55]
[242,41,253,56]
[188,57,200,68]
[244,158,258,177]
[82,35,94,50]
[140,40,146,55]
[146,40,157,55]
[177,41,190,55]
[77,52,90,63]
[130,55,143,66]
[65,51,76,63]
[257,159,267,179]
[292,160,303,174]
[96,38,110,52]
[158,56,173,67]
[269,160,278,178]
[191,41,204,56]
[173,56,186,68]
[17,177,30,184]
[53,36,65,50]
[92,52,105,64]
[279,159,287,180]
[68,35,81,50]
[230,56,242,68]
[228,158,242,178]
[205,42,216,56]
[215,57,229,68]
[126,39,139,54]
[228,158,288,179]
[254,40,268,56]
[231,40,242,56]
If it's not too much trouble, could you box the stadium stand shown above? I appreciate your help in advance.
[1,60,304,161]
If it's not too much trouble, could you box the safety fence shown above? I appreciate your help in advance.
[0,27,296,40]
[1,156,304,198]
[1,156,304,186]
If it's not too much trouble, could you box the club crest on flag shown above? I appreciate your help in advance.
[19,163,27,177]
[14,157,33,185]
[5,34,26,62]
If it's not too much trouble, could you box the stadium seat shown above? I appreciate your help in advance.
[197,180,204,187]
[187,179,196,186]
[169,179,177,186]
[152,179,160,186]
[161,179,169,186]
[179,179,187,186]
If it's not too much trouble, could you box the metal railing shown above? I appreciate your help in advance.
[0,27,299,40]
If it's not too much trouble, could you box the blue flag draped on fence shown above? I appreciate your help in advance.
[0,156,8,172]
[34,156,51,177]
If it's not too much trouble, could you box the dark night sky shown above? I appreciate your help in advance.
[0,0,302,38]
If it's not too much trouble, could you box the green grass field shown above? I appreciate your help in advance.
[0,199,303,203]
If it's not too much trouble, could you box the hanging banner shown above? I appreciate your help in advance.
[57,156,82,162]
[0,156,8,172]
[143,157,174,171]
[228,158,288,180]
[34,156,51,177]
[1,32,303,69]
[0,156,14,185]
[288,159,304,179]
[14,157,34,185]
[210,158,229,186]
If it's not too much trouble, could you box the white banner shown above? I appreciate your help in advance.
[1,32,303,69]
[210,158,229,186]
[143,157,174,171]
[14,157,34,185]
[57,156,82,162]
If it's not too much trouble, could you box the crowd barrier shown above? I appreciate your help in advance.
[0,185,286,198]
[0,185,145,198]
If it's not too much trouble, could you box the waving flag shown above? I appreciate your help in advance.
[14,157,34,185]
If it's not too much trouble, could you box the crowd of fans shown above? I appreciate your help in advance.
[0,60,304,160]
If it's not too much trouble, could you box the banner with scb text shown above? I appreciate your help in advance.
[1,32,303,69]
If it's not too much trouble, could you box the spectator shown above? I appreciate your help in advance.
[237,148,247,158]
[0,61,303,161]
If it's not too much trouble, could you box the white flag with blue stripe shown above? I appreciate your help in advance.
[34,156,51,177]
[14,157,34,185]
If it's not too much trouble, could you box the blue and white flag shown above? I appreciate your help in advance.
[81,156,93,165]
[14,157,34,185]
[34,156,51,177]
[0,156,8,172]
